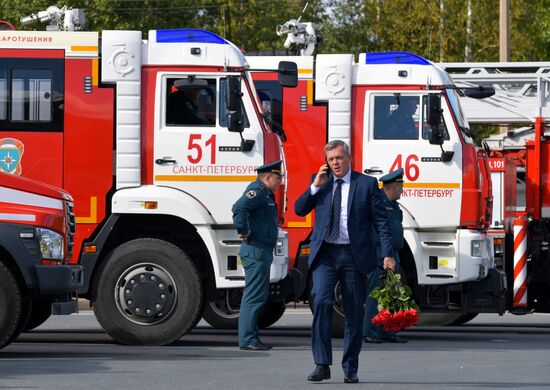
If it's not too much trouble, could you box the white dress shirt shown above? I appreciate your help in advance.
[310,169,351,244]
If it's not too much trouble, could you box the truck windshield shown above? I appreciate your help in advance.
[446,88,474,144]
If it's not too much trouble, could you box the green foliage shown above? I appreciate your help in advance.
[369,268,418,313]
[0,0,546,60]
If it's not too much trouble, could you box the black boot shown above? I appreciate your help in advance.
[307,365,331,382]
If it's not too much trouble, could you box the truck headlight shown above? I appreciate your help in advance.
[274,238,284,256]
[471,240,482,258]
[36,228,64,260]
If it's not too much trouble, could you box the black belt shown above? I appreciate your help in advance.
[323,241,351,248]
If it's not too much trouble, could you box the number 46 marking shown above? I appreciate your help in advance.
[389,154,419,181]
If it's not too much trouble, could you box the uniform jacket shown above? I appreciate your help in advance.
[232,179,278,249]
[294,170,393,274]
[373,192,404,264]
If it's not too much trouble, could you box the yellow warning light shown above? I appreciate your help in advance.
[144,201,158,209]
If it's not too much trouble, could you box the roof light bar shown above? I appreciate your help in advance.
[365,52,431,65]
[155,29,227,44]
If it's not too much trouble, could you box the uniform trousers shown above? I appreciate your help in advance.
[238,242,273,346]
[310,242,367,376]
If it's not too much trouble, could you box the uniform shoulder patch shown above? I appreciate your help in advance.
[246,190,257,199]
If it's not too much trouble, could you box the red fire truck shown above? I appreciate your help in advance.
[445,61,550,315]
[0,7,297,345]
[0,171,82,349]
[241,19,506,333]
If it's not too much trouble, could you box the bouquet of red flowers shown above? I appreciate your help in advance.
[369,268,419,332]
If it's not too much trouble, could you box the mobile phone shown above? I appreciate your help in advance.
[325,159,332,175]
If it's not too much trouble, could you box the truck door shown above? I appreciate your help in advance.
[0,55,64,186]
[361,91,463,228]
[153,73,264,224]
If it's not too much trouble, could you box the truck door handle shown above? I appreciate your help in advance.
[155,157,177,165]
[364,168,383,174]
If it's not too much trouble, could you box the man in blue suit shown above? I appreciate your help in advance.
[295,140,395,384]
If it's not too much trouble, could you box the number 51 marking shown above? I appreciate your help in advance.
[187,134,217,164]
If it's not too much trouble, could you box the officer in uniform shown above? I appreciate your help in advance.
[232,160,283,351]
[363,168,408,343]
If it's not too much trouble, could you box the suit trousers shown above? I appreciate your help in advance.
[238,242,273,346]
[310,243,367,376]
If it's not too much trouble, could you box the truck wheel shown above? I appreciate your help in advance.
[93,239,203,345]
[0,262,22,349]
[201,289,241,329]
[417,312,467,326]
[258,301,286,328]
[449,313,479,326]
[23,299,52,331]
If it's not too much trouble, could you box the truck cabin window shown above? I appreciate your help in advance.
[373,95,420,140]
[166,78,216,126]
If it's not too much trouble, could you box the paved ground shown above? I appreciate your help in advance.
[1,309,550,389]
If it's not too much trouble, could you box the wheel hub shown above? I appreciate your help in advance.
[116,263,177,325]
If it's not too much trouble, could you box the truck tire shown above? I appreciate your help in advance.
[0,262,22,349]
[202,291,286,329]
[417,312,466,326]
[449,313,479,326]
[93,239,203,346]
[23,299,52,331]
[258,301,286,328]
[202,289,241,329]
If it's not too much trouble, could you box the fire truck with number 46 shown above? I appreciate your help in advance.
[246,19,505,332]
[0,6,297,345]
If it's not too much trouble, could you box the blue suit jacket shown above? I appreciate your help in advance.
[294,170,393,274]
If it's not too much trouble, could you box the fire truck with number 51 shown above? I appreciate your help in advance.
[0,6,297,345]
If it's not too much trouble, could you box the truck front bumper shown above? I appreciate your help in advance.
[34,264,84,314]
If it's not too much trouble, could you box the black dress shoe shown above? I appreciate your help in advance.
[239,342,272,351]
[364,336,383,343]
[307,365,331,382]
[383,335,408,343]
[344,374,359,383]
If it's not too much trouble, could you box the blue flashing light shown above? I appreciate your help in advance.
[365,52,431,65]
[156,29,227,44]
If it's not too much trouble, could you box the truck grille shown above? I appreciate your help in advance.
[65,200,75,260]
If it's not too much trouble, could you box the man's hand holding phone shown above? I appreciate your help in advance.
[313,161,331,187]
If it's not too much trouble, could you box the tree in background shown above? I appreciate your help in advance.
[320,0,549,62]
[0,0,547,62]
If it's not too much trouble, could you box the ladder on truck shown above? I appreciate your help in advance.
[438,61,550,150]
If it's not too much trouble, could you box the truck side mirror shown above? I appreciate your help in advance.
[277,61,298,87]
[225,76,243,112]
[227,112,244,133]
[462,85,495,99]
[427,94,444,145]
[427,94,442,127]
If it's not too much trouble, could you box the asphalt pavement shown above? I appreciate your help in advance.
[1,308,550,390]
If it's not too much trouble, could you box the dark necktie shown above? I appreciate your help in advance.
[326,179,343,242]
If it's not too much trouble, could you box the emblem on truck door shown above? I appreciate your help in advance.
[0,138,24,175]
